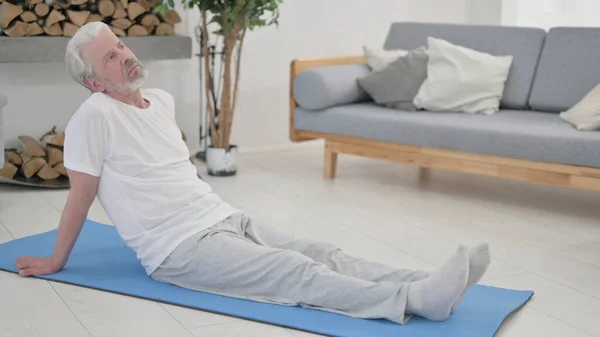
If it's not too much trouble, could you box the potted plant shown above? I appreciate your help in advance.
[155,0,283,176]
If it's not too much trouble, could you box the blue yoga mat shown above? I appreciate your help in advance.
[0,220,533,337]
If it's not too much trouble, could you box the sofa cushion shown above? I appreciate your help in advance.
[294,103,600,169]
[362,46,409,72]
[413,37,514,115]
[357,46,428,111]
[529,27,600,113]
[559,82,600,131]
[382,22,546,110]
[293,63,372,111]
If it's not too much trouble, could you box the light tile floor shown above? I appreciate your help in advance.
[1,146,599,337]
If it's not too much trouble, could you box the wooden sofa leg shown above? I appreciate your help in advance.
[324,141,338,179]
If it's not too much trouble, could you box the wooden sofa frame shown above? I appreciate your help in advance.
[289,56,600,192]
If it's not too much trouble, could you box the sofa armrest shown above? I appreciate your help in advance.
[289,55,367,141]
[292,56,370,110]
[293,64,372,110]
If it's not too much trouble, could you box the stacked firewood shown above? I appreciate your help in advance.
[0,127,69,181]
[0,0,181,37]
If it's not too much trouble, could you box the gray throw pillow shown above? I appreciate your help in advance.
[357,47,428,111]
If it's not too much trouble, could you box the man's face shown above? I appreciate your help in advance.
[81,29,147,93]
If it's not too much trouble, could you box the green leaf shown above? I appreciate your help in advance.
[210,14,222,25]
[186,0,284,34]
[153,3,167,14]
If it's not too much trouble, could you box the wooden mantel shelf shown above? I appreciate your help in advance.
[0,35,192,63]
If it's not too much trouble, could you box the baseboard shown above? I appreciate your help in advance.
[188,139,324,157]
[239,140,324,154]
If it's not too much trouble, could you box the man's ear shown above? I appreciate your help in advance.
[86,78,105,93]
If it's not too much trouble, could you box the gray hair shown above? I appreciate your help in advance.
[64,21,111,92]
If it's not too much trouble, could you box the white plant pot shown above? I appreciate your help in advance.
[206,145,238,176]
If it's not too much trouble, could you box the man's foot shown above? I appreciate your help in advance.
[405,245,469,321]
[451,242,491,313]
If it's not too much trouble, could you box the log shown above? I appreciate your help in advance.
[127,2,144,21]
[111,17,131,30]
[155,22,173,35]
[87,14,103,22]
[67,9,90,26]
[34,3,49,17]
[111,26,125,36]
[46,146,63,167]
[143,25,154,35]
[20,154,46,178]
[18,135,46,157]
[20,11,38,22]
[39,127,65,147]
[160,9,181,24]
[5,149,23,167]
[62,21,78,36]
[1,1,23,29]
[120,0,127,8]
[52,0,71,10]
[140,13,158,27]
[43,22,62,35]
[98,0,115,16]
[53,162,68,177]
[46,9,66,27]
[113,1,126,19]
[71,0,88,5]
[26,0,43,9]
[53,133,66,146]
[26,21,44,35]
[4,21,30,36]
[137,0,149,11]
[37,163,60,180]
[0,161,18,180]
[127,24,148,36]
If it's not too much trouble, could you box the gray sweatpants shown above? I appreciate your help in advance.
[151,212,430,324]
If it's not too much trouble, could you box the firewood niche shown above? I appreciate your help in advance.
[0,126,70,188]
[0,0,181,37]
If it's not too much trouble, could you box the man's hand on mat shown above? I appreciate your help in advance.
[14,170,99,278]
[16,256,62,277]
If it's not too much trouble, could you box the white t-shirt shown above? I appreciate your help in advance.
[63,88,238,275]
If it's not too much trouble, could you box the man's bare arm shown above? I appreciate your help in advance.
[16,169,99,276]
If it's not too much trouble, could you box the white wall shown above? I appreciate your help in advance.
[465,0,503,25]
[501,0,600,30]
[1,0,481,153]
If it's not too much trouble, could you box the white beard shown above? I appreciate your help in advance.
[106,67,148,94]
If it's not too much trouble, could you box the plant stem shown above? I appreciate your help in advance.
[228,26,247,145]
[221,0,247,149]
[218,7,235,149]
[220,38,235,149]
[201,10,218,148]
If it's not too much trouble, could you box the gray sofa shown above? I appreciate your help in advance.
[0,94,5,167]
[290,22,600,191]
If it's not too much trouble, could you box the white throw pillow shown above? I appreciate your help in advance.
[413,37,514,115]
[559,83,600,131]
[362,46,408,72]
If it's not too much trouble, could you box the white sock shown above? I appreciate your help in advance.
[451,242,491,313]
[405,245,469,321]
